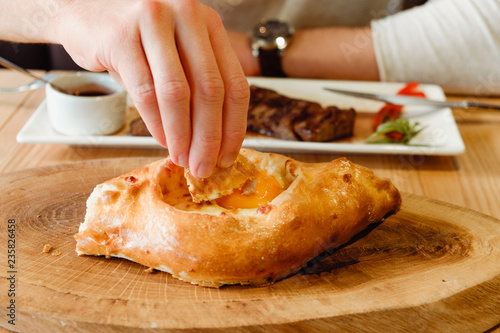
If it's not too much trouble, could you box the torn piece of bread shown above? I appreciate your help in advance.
[185,153,259,203]
[74,148,401,288]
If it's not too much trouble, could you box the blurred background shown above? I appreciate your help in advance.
[0,43,82,70]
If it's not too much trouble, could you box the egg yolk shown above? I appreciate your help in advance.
[216,173,283,209]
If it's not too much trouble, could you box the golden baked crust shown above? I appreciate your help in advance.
[75,148,401,287]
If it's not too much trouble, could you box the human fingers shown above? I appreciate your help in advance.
[115,44,168,148]
[207,18,250,168]
[92,7,169,149]
[137,1,193,167]
[173,3,226,178]
[108,71,123,89]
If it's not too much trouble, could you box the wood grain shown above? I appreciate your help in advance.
[0,158,499,332]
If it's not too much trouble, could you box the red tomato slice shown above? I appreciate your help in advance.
[373,104,403,130]
[371,82,426,141]
[372,82,426,131]
[397,81,426,97]
[386,131,404,141]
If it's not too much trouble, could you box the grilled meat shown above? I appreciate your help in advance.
[247,85,355,142]
[130,117,151,137]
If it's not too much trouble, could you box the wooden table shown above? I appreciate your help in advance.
[1,69,499,332]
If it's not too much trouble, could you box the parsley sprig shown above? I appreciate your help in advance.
[365,118,425,144]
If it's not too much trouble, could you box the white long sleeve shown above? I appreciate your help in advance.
[372,0,500,95]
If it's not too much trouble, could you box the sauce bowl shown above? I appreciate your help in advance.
[46,72,127,136]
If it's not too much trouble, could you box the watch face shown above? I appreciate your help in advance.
[251,20,294,51]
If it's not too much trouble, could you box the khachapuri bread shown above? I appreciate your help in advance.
[75,149,401,287]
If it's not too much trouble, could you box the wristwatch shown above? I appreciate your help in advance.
[250,19,294,77]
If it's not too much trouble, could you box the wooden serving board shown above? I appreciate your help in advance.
[0,158,499,332]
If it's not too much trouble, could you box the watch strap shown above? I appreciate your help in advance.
[258,48,286,77]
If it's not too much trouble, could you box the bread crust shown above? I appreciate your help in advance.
[75,149,401,287]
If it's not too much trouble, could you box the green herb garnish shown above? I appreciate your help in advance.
[365,118,425,144]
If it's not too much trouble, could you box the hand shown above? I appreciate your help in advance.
[57,0,249,178]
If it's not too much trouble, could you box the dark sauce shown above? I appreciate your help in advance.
[67,83,115,96]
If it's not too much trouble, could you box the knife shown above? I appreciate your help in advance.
[323,87,500,111]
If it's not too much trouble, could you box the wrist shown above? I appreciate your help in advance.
[50,1,80,44]
[249,19,294,77]
[241,37,260,76]
[0,0,72,43]
[44,0,83,44]
[246,55,260,77]
[227,31,260,76]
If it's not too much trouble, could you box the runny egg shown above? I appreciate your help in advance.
[216,172,283,209]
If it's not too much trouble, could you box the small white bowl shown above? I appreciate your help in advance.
[46,72,127,136]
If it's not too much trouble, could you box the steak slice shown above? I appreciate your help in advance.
[130,117,151,137]
[247,85,355,142]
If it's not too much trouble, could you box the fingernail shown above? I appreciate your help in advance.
[219,154,235,168]
[177,153,189,167]
[196,161,214,179]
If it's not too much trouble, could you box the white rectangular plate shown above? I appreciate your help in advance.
[17,77,465,155]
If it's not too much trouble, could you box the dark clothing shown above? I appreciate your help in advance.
[0,43,82,70]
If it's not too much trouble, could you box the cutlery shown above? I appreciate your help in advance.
[324,87,500,111]
[0,56,69,94]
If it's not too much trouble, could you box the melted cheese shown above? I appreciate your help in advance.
[216,173,283,209]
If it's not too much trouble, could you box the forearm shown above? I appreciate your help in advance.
[230,27,380,81]
[0,0,72,43]
[283,27,379,81]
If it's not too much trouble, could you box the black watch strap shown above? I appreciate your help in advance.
[258,48,286,77]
